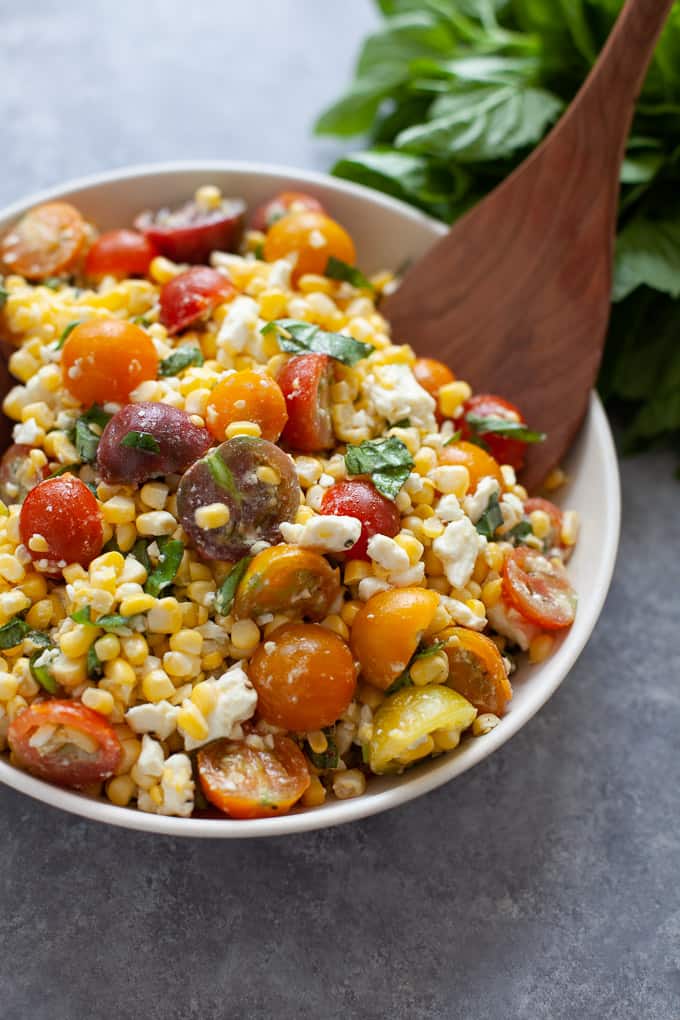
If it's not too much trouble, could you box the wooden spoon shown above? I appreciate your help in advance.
[382,0,674,490]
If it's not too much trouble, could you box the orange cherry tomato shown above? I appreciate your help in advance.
[263,211,356,283]
[524,497,564,549]
[251,191,324,232]
[350,587,439,690]
[250,623,357,731]
[413,357,455,398]
[8,700,121,786]
[159,266,235,335]
[460,393,528,471]
[233,545,340,622]
[442,627,512,716]
[205,370,288,442]
[20,474,103,569]
[439,440,504,492]
[85,229,156,280]
[0,201,87,280]
[503,546,577,630]
[61,319,159,406]
[197,734,310,819]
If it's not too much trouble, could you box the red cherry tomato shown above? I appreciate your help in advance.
[8,700,121,786]
[460,393,528,470]
[20,474,103,570]
[159,266,235,335]
[277,354,334,452]
[502,546,577,630]
[85,229,156,280]
[524,497,564,549]
[251,191,324,233]
[320,479,401,561]
[135,197,245,264]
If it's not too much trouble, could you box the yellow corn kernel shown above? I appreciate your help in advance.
[467,580,482,598]
[410,650,449,687]
[332,769,367,800]
[544,467,567,491]
[25,599,52,630]
[120,634,148,666]
[163,650,199,678]
[150,255,183,283]
[431,464,469,498]
[142,668,176,702]
[472,713,501,737]
[343,560,371,585]
[424,548,445,578]
[94,634,121,662]
[0,590,31,620]
[119,592,156,617]
[401,516,427,542]
[259,289,290,320]
[81,687,115,716]
[255,465,281,486]
[115,737,141,775]
[225,420,261,439]
[88,566,117,595]
[424,603,450,637]
[51,656,87,688]
[306,730,328,755]
[105,657,137,688]
[146,597,182,634]
[413,447,438,476]
[201,651,223,671]
[438,381,472,418]
[295,505,315,524]
[431,728,463,752]
[356,682,384,710]
[481,578,503,609]
[340,600,361,627]
[528,509,551,540]
[0,554,24,584]
[529,634,555,664]
[194,502,230,530]
[561,510,579,547]
[394,533,424,566]
[91,551,126,575]
[411,479,435,507]
[188,562,212,583]
[422,517,445,540]
[263,612,291,637]
[191,681,217,717]
[147,783,163,806]
[301,774,327,808]
[0,673,19,701]
[230,619,260,652]
[186,580,216,607]
[19,573,48,601]
[136,511,177,537]
[101,496,136,525]
[63,563,88,584]
[8,349,40,384]
[177,700,209,742]
[320,614,349,640]
[485,542,505,573]
[106,774,135,807]
[114,524,136,552]
[59,624,98,660]
[472,555,489,585]
[465,598,486,619]
[298,273,334,294]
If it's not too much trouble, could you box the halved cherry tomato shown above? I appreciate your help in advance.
[524,497,564,550]
[350,587,440,690]
[250,623,356,731]
[460,393,528,471]
[159,266,235,335]
[320,478,401,561]
[263,211,356,283]
[503,546,577,630]
[0,444,49,504]
[135,197,245,264]
[369,685,476,774]
[233,545,340,621]
[413,357,455,398]
[61,319,159,405]
[439,440,504,492]
[20,474,103,569]
[0,202,87,280]
[251,191,324,233]
[85,229,156,280]
[277,353,334,452]
[97,402,212,485]
[205,370,288,443]
[442,627,512,716]
[197,734,310,819]
[8,700,121,786]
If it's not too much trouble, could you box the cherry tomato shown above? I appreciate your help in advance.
[0,444,49,504]
[197,734,309,819]
[251,191,324,232]
[61,319,158,406]
[97,402,212,485]
[503,546,577,630]
[413,357,455,398]
[369,685,476,774]
[250,623,357,731]
[85,229,156,280]
[263,211,356,283]
[20,474,103,569]
[524,497,564,550]
[206,370,288,443]
[0,202,87,280]
[320,479,401,561]
[350,587,440,690]
[277,354,333,452]
[159,266,235,335]
[233,545,340,622]
[460,393,528,471]
[439,440,503,492]
[442,627,512,716]
[135,197,245,264]
[8,700,121,786]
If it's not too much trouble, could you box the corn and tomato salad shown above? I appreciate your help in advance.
[0,185,579,819]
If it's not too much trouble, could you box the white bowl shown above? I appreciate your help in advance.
[0,162,621,836]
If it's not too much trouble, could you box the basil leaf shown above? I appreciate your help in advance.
[204,449,241,501]
[444,430,462,446]
[306,729,339,771]
[215,556,252,616]
[43,277,64,290]
[95,614,133,632]
[0,617,30,650]
[507,520,533,544]
[344,436,414,499]
[55,320,82,350]
[261,319,373,365]
[120,431,161,454]
[475,493,504,540]
[131,538,151,572]
[393,417,411,428]
[0,281,7,309]
[159,345,205,377]
[81,404,113,429]
[253,241,265,261]
[385,671,413,696]
[70,606,93,625]
[145,537,184,598]
[72,405,112,463]
[29,648,58,695]
[87,643,103,680]
[413,640,445,660]
[49,463,81,478]
[324,256,374,291]
[133,315,151,327]
[466,414,546,444]
[25,630,53,650]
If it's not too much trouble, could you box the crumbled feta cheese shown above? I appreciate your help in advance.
[126,701,179,740]
[463,477,501,524]
[280,514,361,554]
[358,577,391,601]
[138,752,194,817]
[366,534,410,573]
[498,492,525,533]
[440,595,487,631]
[433,517,483,589]
[363,363,436,430]
[487,601,541,651]
[435,494,465,523]
[179,663,257,752]
[134,734,165,783]
[12,419,43,445]
[389,562,425,587]
[216,295,260,354]
[267,258,293,290]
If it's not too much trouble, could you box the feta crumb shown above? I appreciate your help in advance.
[358,577,391,601]
[435,494,465,523]
[463,477,501,524]
[126,701,179,740]
[363,363,436,430]
[487,601,541,651]
[389,562,425,587]
[138,752,194,817]
[216,295,260,353]
[179,662,257,752]
[432,517,483,589]
[280,514,361,554]
[366,534,410,573]
[440,595,487,631]
[12,419,43,445]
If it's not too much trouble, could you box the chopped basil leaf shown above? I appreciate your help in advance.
[48,463,80,478]
[25,630,53,650]
[120,430,161,454]
[306,729,339,770]
[70,606,93,625]
[133,315,151,327]
[101,535,121,554]
[72,405,112,463]
[261,318,373,365]
[0,281,7,309]
[215,556,252,616]
[386,641,446,694]
[131,538,151,572]
[70,607,131,631]
[466,414,546,444]
[344,436,414,499]
[324,256,374,291]
[475,493,504,540]
[81,404,113,429]
[42,277,64,290]
[159,345,205,377]
[29,648,58,695]
[204,449,241,501]
[253,241,265,261]
[55,320,82,350]
[507,520,533,544]
[413,640,445,660]
[385,671,413,695]
[87,643,103,680]
[393,417,411,428]
[144,537,184,598]
[444,430,462,446]
[0,617,30,650]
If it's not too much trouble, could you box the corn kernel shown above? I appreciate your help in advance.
[116,737,141,775]
[529,509,552,540]
[0,554,24,584]
[170,629,203,656]
[225,420,261,439]
[106,774,135,807]
[187,580,215,607]
[0,673,19,701]
[333,769,366,800]
[119,592,156,617]
[150,255,183,283]
[544,467,567,491]
[340,600,361,627]
[62,563,88,584]
[472,713,501,737]
[60,624,97,659]
[194,502,231,530]
[25,599,52,630]
[163,650,199,678]
[422,517,445,540]
[344,560,371,585]
[485,543,505,573]
[81,688,115,716]
[465,598,486,619]
[136,511,177,537]
[394,533,424,566]
[414,447,438,476]
[431,728,463,752]
[230,619,260,652]
[51,655,87,688]
[105,657,137,688]
[301,774,326,807]
[320,614,349,640]
[120,634,148,666]
[424,603,450,637]
[101,496,136,525]
[201,651,223,671]
[147,597,182,634]
[259,289,289,320]
[481,578,503,609]
[410,650,449,687]
[142,669,176,702]
[255,465,281,486]
[19,573,48,601]
[529,634,555,664]
[561,510,579,547]
[28,534,49,553]
[191,680,217,717]
[431,465,469,497]
[94,634,121,662]
[357,682,384,710]
[177,700,209,742]
[438,381,471,418]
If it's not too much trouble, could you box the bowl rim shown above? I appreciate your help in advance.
[0,161,621,837]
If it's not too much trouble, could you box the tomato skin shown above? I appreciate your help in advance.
[135,198,245,264]
[442,627,512,716]
[439,440,503,493]
[159,266,235,335]
[460,393,527,471]
[503,546,577,630]
[251,191,324,232]
[277,354,334,452]
[320,479,401,561]
[263,211,356,283]
[8,700,121,786]
[413,357,455,398]
[198,734,310,819]
[205,370,288,443]
[61,319,159,406]
[350,587,440,690]
[250,623,357,731]
[1,202,87,280]
[233,545,340,622]
[0,444,49,504]
[85,229,156,280]
[20,475,103,569]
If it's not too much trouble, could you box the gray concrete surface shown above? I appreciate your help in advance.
[1,2,678,1018]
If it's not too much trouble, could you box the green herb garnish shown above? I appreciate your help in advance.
[71,405,112,463]
[324,256,374,291]
[466,414,545,445]
[70,607,132,632]
[159,345,205,377]
[413,641,445,660]
[120,431,161,454]
[261,319,373,365]
[55,320,82,350]
[506,520,533,544]
[48,463,81,478]
[475,493,504,540]
[215,556,252,616]
[306,729,339,771]
[29,648,58,694]
[144,537,184,598]
[87,643,103,680]
[444,430,462,446]
[204,449,241,501]
[253,241,265,261]
[133,315,151,327]
[131,538,151,572]
[0,617,30,650]
[385,671,413,696]
[0,280,7,309]
[344,436,414,499]
[43,277,64,290]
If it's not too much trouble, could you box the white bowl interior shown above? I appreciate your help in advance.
[0,162,621,836]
